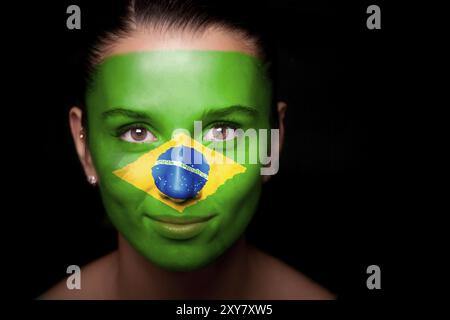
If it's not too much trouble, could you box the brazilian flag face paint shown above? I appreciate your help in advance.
[113,133,247,212]
[86,51,272,271]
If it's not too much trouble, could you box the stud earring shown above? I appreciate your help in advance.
[79,128,85,140]
[87,175,97,186]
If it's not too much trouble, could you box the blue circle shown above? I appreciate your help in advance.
[152,146,210,200]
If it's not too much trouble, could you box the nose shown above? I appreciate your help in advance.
[152,146,210,202]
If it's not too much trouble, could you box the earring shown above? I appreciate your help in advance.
[79,128,85,140]
[87,175,97,186]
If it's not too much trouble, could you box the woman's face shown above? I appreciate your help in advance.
[78,28,276,271]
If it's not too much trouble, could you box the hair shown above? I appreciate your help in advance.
[76,0,278,126]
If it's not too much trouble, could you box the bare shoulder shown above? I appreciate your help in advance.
[38,251,118,300]
[247,246,336,300]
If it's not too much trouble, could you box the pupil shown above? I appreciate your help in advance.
[132,128,146,140]
[214,128,226,139]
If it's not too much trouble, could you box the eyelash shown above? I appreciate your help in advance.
[208,121,239,130]
[114,121,241,142]
[116,123,150,137]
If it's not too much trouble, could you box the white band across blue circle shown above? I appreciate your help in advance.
[154,159,209,180]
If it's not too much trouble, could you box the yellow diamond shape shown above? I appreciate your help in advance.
[113,133,246,212]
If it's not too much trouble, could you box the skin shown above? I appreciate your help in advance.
[42,27,334,299]
[86,49,271,271]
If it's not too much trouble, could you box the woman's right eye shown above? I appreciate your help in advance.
[120,127,157,144]
[203,125,239,142]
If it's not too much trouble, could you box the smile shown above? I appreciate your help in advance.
[145,215,215,240]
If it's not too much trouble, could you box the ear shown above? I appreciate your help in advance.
[263,101,287,183]
[69,107,98,184]
[277,101,287,154]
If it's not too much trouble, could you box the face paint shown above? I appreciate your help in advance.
[86,51,272,271]
[113,133,246,212]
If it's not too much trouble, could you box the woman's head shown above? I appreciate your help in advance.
[70,0,286,271]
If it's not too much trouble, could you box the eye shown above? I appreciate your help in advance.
[120,126,157,143]
[204,124,239,142]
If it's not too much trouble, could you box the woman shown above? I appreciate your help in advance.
[43,0,334,299]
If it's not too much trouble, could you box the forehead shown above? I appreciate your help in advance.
[87,51,272,117]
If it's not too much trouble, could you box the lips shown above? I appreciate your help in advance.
[145,214,215,240]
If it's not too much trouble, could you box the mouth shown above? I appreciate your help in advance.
[145,214,215,240]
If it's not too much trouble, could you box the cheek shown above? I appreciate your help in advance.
[214,165,262,227]
[98,177,147,232]
[210,170,262,250]
[91,149,148,226]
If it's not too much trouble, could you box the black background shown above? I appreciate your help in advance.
[29,0,393,300]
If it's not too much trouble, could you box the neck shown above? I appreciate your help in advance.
[115,234,251,299]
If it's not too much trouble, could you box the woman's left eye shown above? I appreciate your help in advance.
[120,127,157,143]
[204,125,238,142]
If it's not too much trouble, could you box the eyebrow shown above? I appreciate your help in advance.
[102,105,258,120]
[201,105,258,119]
[102,108,150,120]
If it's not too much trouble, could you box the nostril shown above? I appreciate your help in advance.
[159,192,189,203]
[159,190,203,203]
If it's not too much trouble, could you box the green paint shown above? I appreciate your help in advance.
[86,51,272,271]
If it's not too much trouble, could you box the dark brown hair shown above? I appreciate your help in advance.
[77,0,278,126]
